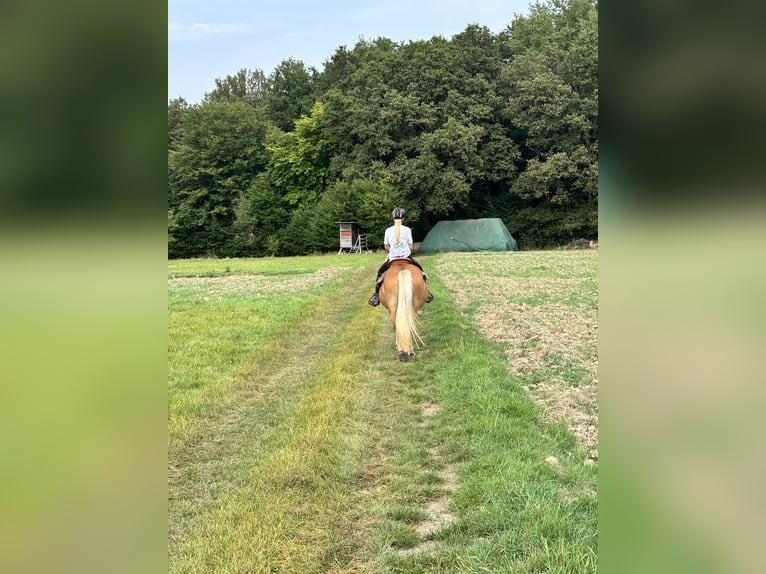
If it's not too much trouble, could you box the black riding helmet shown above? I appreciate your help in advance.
[391,207,406,220]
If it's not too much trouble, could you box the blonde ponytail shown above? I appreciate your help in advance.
[395,219,402,244]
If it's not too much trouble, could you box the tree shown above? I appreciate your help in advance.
[266,59,316,132]
[243,174,290,256]
[496,0,598,245]
[267,102,334,208]
[503,51,592,155]
[204,68,270,109]
[168,97,189,148]
[168,101,272,257]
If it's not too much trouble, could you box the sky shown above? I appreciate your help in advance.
[169,0,533,103]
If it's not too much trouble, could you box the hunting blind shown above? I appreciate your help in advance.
[337,222,367,254]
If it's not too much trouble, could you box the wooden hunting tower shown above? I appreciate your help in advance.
[337,222,367,254]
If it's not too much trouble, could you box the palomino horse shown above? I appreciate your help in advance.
[378,259,428,362]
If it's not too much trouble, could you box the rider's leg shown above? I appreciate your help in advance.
[407,256,427,279]
[368,260,389,306]
[407,256,434,303]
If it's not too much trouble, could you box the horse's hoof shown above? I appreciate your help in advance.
[398,351,408,362]
[409,351,416,356]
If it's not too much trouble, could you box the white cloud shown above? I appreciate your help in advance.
[168,21,252,40]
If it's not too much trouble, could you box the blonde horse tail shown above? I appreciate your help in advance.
[395,270,422,355]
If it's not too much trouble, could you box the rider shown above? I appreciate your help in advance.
[368,207,434,306]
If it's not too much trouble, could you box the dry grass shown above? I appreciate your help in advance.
[437,251,598,453]
[168,267,346,299]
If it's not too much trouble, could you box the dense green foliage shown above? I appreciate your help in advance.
[168,0,598,257]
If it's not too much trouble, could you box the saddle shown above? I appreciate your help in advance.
[387,258,413,267]
[377,258,423,286]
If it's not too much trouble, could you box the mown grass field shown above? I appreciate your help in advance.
[168,250,598,573]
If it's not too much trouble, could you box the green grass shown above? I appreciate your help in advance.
[168,251,598,573]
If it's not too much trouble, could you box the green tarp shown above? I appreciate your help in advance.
[418,218,518,253]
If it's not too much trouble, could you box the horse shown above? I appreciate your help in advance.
[378,258,428,362]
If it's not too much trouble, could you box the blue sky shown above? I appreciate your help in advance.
[169,0,532,103]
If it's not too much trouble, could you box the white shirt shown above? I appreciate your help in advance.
[384,224,413,260]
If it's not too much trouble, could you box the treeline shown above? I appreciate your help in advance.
[168,0,597,257]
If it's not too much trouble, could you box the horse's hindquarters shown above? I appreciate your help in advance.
[380,262,426,360]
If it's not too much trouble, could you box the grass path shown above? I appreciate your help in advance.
[168,254,597,573]
[169,265,376,570]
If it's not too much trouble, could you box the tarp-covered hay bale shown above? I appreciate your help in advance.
[418,218,519,253]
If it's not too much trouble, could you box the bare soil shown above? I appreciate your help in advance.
[437,252,598,452]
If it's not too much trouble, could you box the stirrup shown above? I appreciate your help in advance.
[368,293,380,306]
[426,291,434,303]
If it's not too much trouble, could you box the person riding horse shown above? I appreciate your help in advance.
[368,207,434,307]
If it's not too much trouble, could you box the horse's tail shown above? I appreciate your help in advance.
[395,270,422,354]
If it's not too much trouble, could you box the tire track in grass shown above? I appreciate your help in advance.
[168,266,374,566]
[169,276,414,573]
[396,400,460,558]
